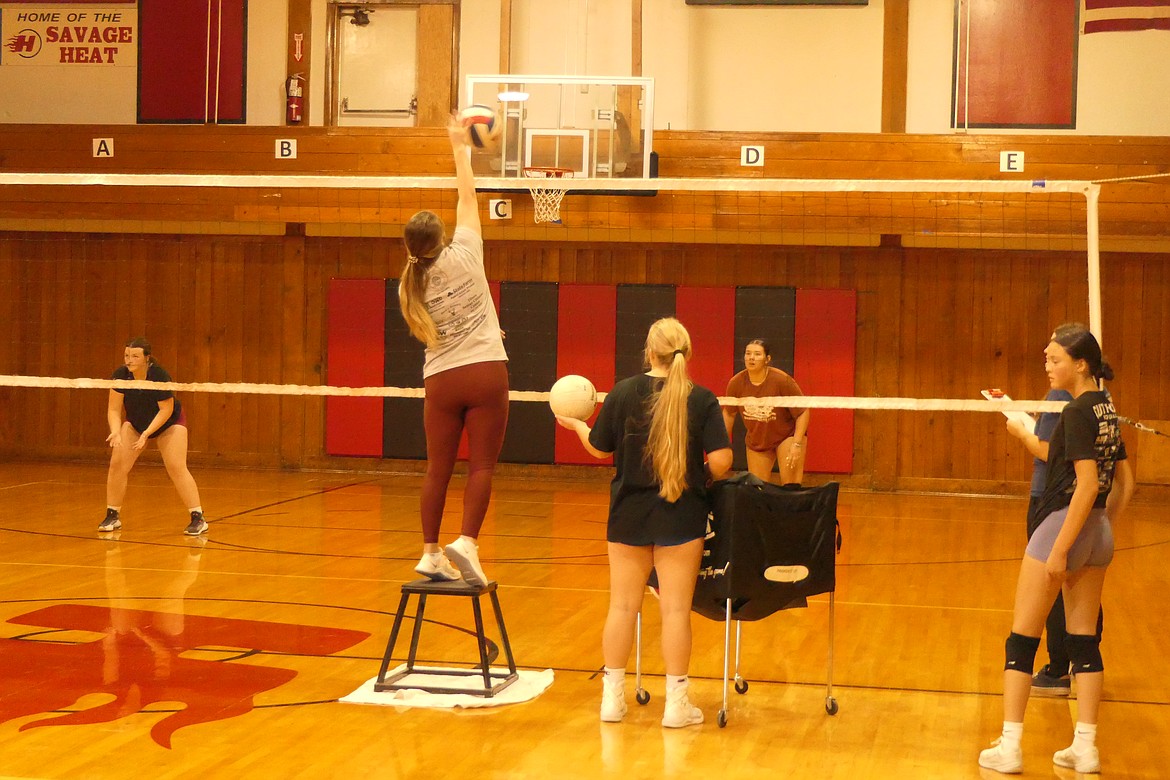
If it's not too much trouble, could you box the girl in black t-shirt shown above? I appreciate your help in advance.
[979,325,1134,775]
[98,338,208,537]
[558,318,732,729]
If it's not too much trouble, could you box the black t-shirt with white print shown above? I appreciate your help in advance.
[1034,389,1126,523]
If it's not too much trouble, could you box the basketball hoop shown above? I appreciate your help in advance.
[523,167,574,223]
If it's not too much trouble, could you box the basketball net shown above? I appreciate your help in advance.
[523,167,573,223]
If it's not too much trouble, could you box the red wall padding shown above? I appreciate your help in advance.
[555,285,616,465]
[795,289,856,473]
[325,279,385,456]
[676,287,736,398]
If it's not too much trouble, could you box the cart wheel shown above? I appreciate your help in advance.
[717,710,727,728]
[734,678,749,695]
[825,696,839,716]
[635,688,650,705]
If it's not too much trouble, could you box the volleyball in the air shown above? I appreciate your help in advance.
[460,105,502,152]
[549,375,597,420]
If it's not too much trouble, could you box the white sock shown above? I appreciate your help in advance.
[603,667,625,687]
[1001,721,1024,750]
[107,506,120,511]
[1072,722,1097,752]
[666,674,688,691]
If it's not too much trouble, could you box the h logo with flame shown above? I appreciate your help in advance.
[4,29,42,58]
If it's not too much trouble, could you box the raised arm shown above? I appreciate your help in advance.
[448,115,481,237]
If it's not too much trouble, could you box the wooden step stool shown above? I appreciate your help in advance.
[374,578,518,697]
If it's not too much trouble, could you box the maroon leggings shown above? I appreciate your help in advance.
[420,360,509,543]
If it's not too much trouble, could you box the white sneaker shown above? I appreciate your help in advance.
[661,685,703,728]
[600,680,627,723]
[1054,744,1100,774]
[445,537,490,587]
[978,737,1023,774]
[414,551,461,582]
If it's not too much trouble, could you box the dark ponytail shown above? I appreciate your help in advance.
[1051,323,1112,381]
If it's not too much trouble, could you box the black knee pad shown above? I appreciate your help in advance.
[1065,633,1104,674]
[1004,632,1041,674]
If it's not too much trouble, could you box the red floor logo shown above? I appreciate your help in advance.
[4,30,42,58]
[0,605,369,748]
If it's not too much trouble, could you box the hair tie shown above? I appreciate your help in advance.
[672,349,685,359]
[407,254,420,264]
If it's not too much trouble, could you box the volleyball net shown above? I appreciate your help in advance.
[0,171,1133,483]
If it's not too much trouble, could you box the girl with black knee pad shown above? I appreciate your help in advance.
[979,324,1134,775]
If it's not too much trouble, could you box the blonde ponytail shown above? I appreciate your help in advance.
[398,210,446,347]
[398,256,439,347]
[644,318,693,502]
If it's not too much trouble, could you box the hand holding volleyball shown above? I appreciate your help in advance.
[458,105,502,154]
[549,374,597,421]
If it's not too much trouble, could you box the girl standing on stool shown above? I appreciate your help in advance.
[398,114,509,588]
[99,338,207,536]
[979,324,1133,775]
[558,318,732,728]
[723,339,809,485]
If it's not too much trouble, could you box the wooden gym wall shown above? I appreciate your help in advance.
[0,125,1168,492]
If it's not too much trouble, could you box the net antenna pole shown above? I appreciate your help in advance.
[1085,183,1103,345]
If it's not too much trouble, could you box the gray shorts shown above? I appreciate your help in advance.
[1025,506,1113,571]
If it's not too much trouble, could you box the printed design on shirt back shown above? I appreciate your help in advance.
[1093,400,1121,492]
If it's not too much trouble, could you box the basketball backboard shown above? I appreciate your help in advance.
[463,74,655,180]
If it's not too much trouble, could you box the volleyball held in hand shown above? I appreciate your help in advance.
[549,375,597,420]
[459,105,502,153]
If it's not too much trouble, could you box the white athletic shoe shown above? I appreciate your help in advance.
[445,537,490,587]
[600,680,627,723]
[978,737,1023,774]
[1054,744,1100,774]
[414,551,461,582]
[661,685,703,729]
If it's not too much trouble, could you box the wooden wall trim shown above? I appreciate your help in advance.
[881,0,909,133]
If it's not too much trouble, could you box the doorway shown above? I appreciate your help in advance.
[326,1,459,128]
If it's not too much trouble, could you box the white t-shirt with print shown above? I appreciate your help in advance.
[422,227,508,378]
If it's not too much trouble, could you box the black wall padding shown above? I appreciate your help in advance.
[614,285,676,381]
[383,279,427,459]
[497,282,558,464]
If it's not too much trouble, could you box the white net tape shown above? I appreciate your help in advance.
[0,374,1070,413]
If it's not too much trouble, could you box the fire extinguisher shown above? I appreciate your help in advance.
[286,74,304,124]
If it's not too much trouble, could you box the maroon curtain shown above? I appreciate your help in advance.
[139,0,246,123]
[953,0,1078,128]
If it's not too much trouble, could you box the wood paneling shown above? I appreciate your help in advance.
[1,124,1167,489]
[1,126,1167,247]
[1,232,1166,491]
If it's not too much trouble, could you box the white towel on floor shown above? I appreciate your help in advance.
[340,665,554,710]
